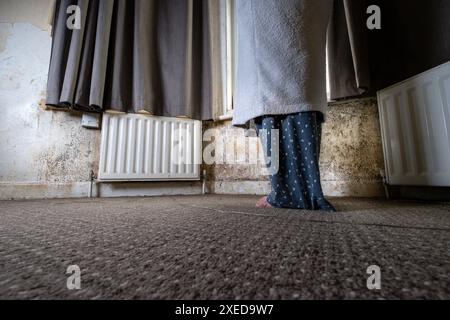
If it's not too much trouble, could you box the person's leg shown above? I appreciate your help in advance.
[256,112,335,211]
[255,116,275,208]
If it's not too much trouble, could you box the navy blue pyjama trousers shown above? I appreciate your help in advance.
[255,112,335,211]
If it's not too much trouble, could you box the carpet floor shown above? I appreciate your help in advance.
[0,195,449,300]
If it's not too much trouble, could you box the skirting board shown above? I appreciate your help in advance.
[0,181,203,200]
[0,180,383,200]
[208,180,384,197]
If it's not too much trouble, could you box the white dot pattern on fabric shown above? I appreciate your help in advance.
[256,112,335,211]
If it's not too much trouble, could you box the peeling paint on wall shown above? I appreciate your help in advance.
[0,22,101,198]
[0,0,55,32]
[0,26,11,54]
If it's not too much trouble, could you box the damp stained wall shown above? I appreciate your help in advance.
[0,0,102,199]
[203,98,385,197]
[0,22,102,198]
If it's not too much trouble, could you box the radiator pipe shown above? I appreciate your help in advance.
[380,169,389,199]
[88,170,96,198]
[202,169,207,195]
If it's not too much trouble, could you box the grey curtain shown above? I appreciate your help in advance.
[46,0,213,120]
[327,0,371,100]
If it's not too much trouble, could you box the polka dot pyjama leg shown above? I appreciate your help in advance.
[255,112,336,211]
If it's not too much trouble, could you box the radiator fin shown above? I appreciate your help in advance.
[99,114,201,181]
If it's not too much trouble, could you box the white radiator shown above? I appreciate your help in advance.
[377,61,450,186]
[98,113,202,181]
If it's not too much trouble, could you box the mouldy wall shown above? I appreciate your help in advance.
[0,20,103,199]
[203,98,385,197]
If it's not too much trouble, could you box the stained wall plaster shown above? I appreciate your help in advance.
[203,98,385,197]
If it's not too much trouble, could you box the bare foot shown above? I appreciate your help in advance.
[256,196,273,208]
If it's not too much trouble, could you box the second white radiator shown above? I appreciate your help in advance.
[377,61,450,186]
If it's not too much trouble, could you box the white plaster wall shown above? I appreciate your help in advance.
[0,0,55,31]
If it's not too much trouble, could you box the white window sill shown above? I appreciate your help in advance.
[216,110,233,121]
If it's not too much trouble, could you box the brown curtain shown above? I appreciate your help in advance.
[327,0,371,100]
[46,0,214,120]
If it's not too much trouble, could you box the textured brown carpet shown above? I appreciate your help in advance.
[0,195,449,300]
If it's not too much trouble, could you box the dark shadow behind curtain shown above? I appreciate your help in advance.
[328,0,450,99]
[46,0,212,120]
[368,0,450,91]
[327,0,371,100]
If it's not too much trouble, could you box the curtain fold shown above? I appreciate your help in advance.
[46,0,216,120]
[327,0,371,100]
